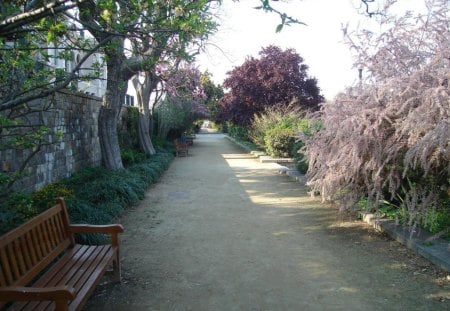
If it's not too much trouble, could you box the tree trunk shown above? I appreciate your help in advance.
[132,73,157,155]
[98,42,127,170]
[138,112,156,154]
[148,115,154,137]
[98,107,123,169]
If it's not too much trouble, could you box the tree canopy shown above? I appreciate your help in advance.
[219,45,323,126]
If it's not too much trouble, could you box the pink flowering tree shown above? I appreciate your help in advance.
[155,63,208,140]
[303,0,450,235]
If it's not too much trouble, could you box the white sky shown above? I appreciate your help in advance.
[196,0,424,100]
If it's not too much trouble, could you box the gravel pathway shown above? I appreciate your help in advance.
[86,133,450,311]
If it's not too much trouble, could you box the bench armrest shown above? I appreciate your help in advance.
[0,286,76,301]
[69,224,124,246]
[69,224,124,234]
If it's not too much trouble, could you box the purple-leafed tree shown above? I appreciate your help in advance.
[155,63,208,140]
[219,45,323,126]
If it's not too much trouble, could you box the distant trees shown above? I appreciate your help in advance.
[155,63,208,140]
[200,71,224,122]
[219,45,323,126]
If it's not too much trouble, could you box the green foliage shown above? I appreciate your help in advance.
[357,194,450,238]
[64,166,108,187]
[119,107,140,150]
[291,141,308,174]
[0,192,35,234]
[32,182,74,211]
[248,105,312,169]
[121,148,148,166]
[227,122,249,141]
[423,206,450,236]
[65,198,116,245]
[264,127,295,158]
[0,148,174,242]
[65,148,173,244]
[200,71,224,121]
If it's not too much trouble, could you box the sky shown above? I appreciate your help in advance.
[195,0,422,100]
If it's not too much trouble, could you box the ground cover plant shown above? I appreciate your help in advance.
[0,148,174,243]
[303,0,450,238]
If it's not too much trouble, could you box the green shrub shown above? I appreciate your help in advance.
[119,107,139,150]
[64,166,109,188]
[32,182,74,211]
[264,127,295,158]
[423,206,450,235]
[151,136,166,148]
[74,175,141,207]
[227,122,249,141]
[1,147,174,243]
[66,199,114,244]
[291,141,308,174]
[0,192,35,235]
[121,148,148,166]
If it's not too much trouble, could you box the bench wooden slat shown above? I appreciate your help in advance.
[0,250,10,310]
[34,245,91,288]
[68,246,115,311]
[0,206,64,246]
[1,247,13,285]
[44,220,55,250]
[19,236,33,271]
[51,216,64,245]
[20,241,71,287]
[0,265,6,287]
[12,245,87,311]
[20,245,114,311]
[14,239,27,276]
[49,215,62,248]
[7,243,21,281]
[30,227,43,261]
[41,222,53,256]
[36,246,112,311]
[25,232,37,268]
[17,245,88,311]
[36,224,48,256]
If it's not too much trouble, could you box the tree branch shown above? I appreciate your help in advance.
[0,35,112,111]
[0,0,86,37]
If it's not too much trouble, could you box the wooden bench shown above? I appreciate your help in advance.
[174,139,188,157]
[0,198,124,311]
[185,135,194,146]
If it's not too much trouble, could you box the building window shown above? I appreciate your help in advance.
[125,95,134,106]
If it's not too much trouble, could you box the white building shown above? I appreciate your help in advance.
[45,33,134,105]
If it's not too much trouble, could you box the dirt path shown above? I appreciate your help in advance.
[86,133,449,311]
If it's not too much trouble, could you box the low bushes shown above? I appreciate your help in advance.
[0,148,174,242]
[226,105,312,172]
[249,105,311,171]
[264,127,295,158]
[227,122,250,142]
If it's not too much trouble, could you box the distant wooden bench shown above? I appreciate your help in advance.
[185,135,194,146]
[174,139,188,157]
[0,198,124,311]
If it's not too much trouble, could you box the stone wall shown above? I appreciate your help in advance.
[1,91,102,192]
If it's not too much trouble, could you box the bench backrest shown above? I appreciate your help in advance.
[0,198,73,289]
